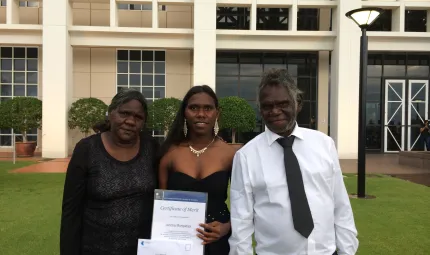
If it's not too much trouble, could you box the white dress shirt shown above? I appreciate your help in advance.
[229,125,358,255]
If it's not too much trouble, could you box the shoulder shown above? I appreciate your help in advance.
[298,127,335,150]
[73,134,98,153]
[160,144,181,163]
[68,135,99,166]
[236,132,267,155]
[216,137,236,154]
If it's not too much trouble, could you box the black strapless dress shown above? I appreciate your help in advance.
[167,168,231,255]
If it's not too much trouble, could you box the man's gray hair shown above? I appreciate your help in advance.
[257,68,304,109]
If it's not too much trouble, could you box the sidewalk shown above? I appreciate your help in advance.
[6,154,428,175]
[8,158,70,173]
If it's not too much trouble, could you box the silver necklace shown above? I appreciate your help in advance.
[188,138,215,157]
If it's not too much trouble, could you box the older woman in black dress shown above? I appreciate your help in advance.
[158,85,236,255]
[60,89,159,255]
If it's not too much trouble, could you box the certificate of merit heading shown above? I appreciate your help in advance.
[151,189,208,255]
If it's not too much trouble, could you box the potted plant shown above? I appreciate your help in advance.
[0,97,42,157]
[68,98,108,137]
[219,96,256,149]
[147,97,182,136]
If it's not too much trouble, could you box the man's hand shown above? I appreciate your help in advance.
[196,221,230,245]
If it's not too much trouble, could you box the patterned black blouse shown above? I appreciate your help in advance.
[60,133,159,255]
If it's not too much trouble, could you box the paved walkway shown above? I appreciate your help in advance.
[8,158,70,173]
[339,154,429,175]
[5,153,427,175]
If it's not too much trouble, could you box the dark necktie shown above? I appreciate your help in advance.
[277,136,314,238]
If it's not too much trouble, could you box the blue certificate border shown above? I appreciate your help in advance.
[154,189,208,203]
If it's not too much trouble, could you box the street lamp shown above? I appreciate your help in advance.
[345,7,383,198]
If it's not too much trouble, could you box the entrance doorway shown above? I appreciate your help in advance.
[384,79,429,152]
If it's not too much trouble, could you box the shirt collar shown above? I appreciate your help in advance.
[265,122,304,146]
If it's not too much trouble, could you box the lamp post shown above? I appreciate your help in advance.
[346,7,383,198]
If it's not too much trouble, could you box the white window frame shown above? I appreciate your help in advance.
[20,1,39,7]
[115,49,166,140]
[0,1,39,7]
[0,46,39,148]
[118,4,166,11]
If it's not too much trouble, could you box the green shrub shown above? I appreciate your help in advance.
[147,97,181,135]
[0,97,42,142]
[68,98,108,136]
[219,96,256,143]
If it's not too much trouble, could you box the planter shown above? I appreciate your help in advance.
[229,143,244,151]
[15,141,37,157]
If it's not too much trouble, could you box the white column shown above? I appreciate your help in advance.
[193,0,216,89]
[317,8,331,135]
[152,0,159,28]
[110,0,118,27]
[6,0,19,24]
[250,0,257,30]
[392,4,405,32]
[427,11,430,32]
[330,0,361,159]
[288,0,298,31]
[318,52,329,134]
[42,0,73,158]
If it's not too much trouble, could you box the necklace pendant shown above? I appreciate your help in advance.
[188,138,215,157]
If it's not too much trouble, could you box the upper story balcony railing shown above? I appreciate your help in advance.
[1,0,428,33]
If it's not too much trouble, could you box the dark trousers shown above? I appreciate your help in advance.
[424,136,430,151]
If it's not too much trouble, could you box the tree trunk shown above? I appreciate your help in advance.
[22,130,28,142]
[232,128,236,144]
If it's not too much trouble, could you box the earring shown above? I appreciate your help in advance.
[214,119,219,136]
[183,119,188,137]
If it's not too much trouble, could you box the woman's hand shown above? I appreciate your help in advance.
[196,221,230,245]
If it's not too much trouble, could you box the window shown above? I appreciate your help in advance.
[405,10,427,32]
[365,52,430,151]
[368,9,392,31]
[0,1,38,7]
[216,51,318,144]
[0,47,39,147]
[20,1,39,7]
[257,8,289,31]
[298,9,319,31]
[116,49,166,140]
[217,7,250,30]
[118,4,166,11]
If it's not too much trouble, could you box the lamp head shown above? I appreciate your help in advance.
[346,7,384,29]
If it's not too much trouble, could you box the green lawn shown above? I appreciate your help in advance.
[0,162,429,255]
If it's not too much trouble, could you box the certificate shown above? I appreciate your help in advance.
[151,189,208,255]
[137,239,193,255]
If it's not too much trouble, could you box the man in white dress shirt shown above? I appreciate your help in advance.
[228,69,359,255]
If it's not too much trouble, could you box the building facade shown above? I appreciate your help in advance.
[0,0,429,159]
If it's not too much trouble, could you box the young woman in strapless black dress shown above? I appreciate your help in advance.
[158,85,237,255]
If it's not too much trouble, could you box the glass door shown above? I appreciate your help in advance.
[384,80,406,152]
[408,80,429,151]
